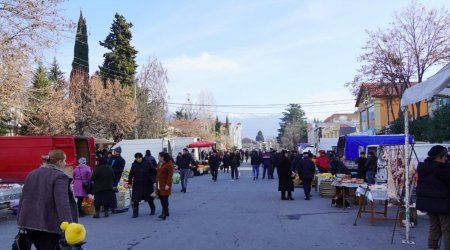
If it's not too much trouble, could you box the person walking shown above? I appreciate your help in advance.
[108,146,125,213]
[17,149,78,250]
[144,149,157,167]
[315,150,329,173]
[222,151,231,173]
[250,150,262,180]
[128,152,157,218]
[262,150,273,179]
[209,150,221,182]
[416,145,450,250]
[91,157,115,218]
[176,148,198,193]
[278,150,294,200]
[355,152,367,181]
[157,152,174,220]
[296,152,316,200]
[365,152,378,184]
[230,149,241,180]
[73,157,92,217]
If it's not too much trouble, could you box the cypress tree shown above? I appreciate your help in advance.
[99,13,138,87]
[71,11,89,75]
[215,116,221,135]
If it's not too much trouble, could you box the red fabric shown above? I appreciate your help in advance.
[315,156,329,172]
[186,141,215,148]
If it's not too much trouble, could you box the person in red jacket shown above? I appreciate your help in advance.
[315,150,330,173]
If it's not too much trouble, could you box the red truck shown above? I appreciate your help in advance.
[0,136,97,183]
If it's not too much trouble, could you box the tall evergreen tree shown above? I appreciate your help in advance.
[277,104,307,147]
[99,13,138,87]
[256,130,265,142]
[48,57,66,91]
[215,116,221,136]
[71,11,89,75]
[225,115,230,135]
[32,63,51,100]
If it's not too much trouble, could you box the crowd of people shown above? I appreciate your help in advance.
[16,143,450,250]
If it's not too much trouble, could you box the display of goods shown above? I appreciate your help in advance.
[81,196,95,215]
[319,181,335,197]
[351,178,365,184]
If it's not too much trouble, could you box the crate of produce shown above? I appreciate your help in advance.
[319,181,335,197]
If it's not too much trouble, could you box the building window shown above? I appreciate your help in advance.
[360,110,368,131]
[368,106,375,129]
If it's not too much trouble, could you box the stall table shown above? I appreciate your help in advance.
[355,185,400,226]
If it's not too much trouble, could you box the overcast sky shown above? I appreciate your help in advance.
[51,0,450,137]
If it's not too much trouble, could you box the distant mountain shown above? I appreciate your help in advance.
[231,114,282,139]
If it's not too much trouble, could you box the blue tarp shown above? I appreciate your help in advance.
[344,135,414,161]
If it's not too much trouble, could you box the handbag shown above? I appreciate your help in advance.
[150,183,158,199]
[11,229,31,250]
[78,168,93,194]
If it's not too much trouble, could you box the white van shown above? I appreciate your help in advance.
[412,143,450,163]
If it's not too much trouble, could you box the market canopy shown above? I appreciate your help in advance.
[401,62,450,107]
[342,135,414,161]
[186,140,216,148]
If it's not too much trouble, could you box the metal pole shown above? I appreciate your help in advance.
[402,107,415,245]
[134,80,138,139]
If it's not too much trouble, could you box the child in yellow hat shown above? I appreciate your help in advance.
[59,221,87,250]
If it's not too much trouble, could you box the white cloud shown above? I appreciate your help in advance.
[166,53,239,72]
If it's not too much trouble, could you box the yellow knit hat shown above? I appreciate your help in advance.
[60,221,86,245]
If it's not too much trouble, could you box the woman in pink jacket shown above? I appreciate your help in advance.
[73,157,92,217]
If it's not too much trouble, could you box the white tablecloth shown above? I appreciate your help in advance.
[356,185,388,202]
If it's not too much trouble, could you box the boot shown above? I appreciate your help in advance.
[158,213,167,220]
[281,192,286,200]
[149,203,156,215]
[132,207,139,218]
[288,192,294,200]
[93,211,100,219]
[104,210,109,217]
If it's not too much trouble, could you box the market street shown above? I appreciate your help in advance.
[0,162,429,250]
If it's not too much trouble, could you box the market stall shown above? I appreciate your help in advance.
[401,62,450,243]
[186,140,216,175]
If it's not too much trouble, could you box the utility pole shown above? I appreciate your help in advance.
[134,80,138,139]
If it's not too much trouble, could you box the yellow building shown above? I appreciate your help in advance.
[355,83,428,133]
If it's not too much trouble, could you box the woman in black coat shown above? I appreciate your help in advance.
[278,150,294,200]
[128,152,157,218]
[91,157,114,218]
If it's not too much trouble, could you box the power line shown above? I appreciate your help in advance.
[166,99,356,108]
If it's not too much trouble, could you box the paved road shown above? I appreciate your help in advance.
[0,162,429,249]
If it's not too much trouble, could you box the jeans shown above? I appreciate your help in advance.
[180,169,191,190]
[251,164,260,178]
[210,166,218,181]
[159,195,169,215]
[366,171,375,184]
[231,166,239,179]
[302,178,313,198]
[428,212,450,249]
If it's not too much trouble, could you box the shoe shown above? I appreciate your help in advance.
[158,214,167,220]
[111,208,117,214]
[104,211,109,217]
[288,197,294,200]
[253,177,256,180]
[93,212,100,219]
[305,197,310,200]
[281,197,287,200]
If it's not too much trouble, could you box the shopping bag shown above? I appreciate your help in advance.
[172,172,180,184]
[11,229,31,250]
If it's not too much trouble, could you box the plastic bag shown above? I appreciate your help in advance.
[172,172,180,184]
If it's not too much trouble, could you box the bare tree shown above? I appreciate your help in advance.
[134,57,168,138]
[86,77,136,142]
[348,1,450,119]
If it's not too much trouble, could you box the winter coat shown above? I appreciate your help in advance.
[129,160,156,202]
[250,152,261,165]
[222,154,231,167]
[329,158,350,175]
[297,157,316,179]
[108,155,126,185]
[416,159,450,213]
[144,154,157,167]
[91,164,114,193]
[18,164,78,234]
[157,161,174,196]
[209,154,221,169]
[355,157,367,178]
[73,164,92,197]
[177,154,197,169]
[278,156,294,192]
[315,155,330,172]
[365,155,378,172]
[262,152,272,166]
[230,152,241,167]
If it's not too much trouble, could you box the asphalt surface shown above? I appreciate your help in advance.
[0,162,430,250]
